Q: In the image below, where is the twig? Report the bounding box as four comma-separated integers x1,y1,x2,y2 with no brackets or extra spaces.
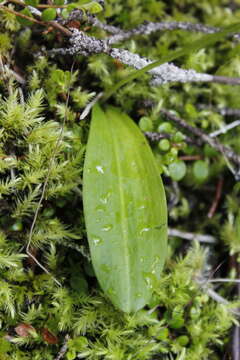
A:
0,4,43,24
178,155,202,161
160,109,240,172
145,132,170,141
145,131,198,145
54,335,70,360
232,260,240,360
50,29,240,87
0,4,72,37
207,178,224,218
1,65,26,84
58,9,122,35
208,278,240,283
168,228,217,244
197,276,240,316
218,108,240,117
206,288,240,316
58,12,235,44
198,104,240,117
8,0,66,8
49,21,72,37
107,21,222,44
79,91,103,120
233,325,240,360
210,120,240,138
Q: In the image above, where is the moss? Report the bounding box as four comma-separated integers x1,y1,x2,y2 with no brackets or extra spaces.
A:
0,0,239,358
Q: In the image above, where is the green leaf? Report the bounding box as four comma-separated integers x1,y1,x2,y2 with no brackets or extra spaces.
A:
169,160,186,181
53,0,65,5
158,139,170,152
61,8,70,19
103,22,240,101
67,1,103,13
193,160,209,182
25,0,39,6
139,116,153,131
0,338,12,353
83,105,168,313
17,8,34,26
42,8,57,21
81,1,103,14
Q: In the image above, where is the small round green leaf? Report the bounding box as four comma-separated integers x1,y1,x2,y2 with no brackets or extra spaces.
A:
11,221,23,231
177,335,189,346
169,316,185,329
82,1,103,14
173,131,185,143
61,8,70,19
193,160,209,182
158,139,170,152
17,8,34,26
157,122,172,133
139,116,153,132
168,160,186,181
42,8,57,21
156,327,169,340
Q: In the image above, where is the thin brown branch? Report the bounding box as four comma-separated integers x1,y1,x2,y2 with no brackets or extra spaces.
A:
207,178,224,218
7,0,66,8
49,21,72,36
0,4,72,37
0,4,43,24
179,155,203,161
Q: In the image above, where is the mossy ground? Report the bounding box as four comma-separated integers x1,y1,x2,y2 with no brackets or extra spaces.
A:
0,0,240,359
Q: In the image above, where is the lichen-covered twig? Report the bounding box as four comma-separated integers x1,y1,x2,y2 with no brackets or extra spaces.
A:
107,21,220,44
145,131,199,146
58,10,233,45
50,29,240,87
198,105,240,117
161,109,240,172
59,9,121,35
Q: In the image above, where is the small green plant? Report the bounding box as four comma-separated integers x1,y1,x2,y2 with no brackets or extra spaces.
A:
83,105,167,312
1,0,240,358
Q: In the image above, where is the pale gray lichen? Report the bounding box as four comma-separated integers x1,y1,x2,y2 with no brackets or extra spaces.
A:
50,29,214,85
107,21,218,44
